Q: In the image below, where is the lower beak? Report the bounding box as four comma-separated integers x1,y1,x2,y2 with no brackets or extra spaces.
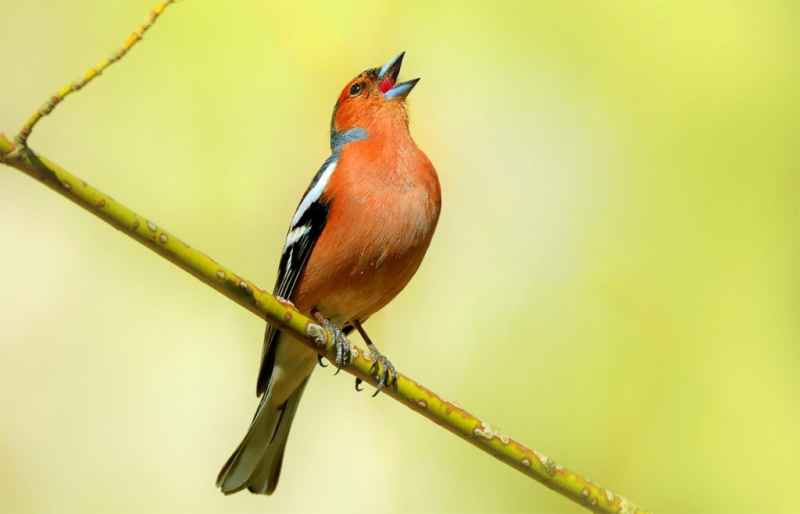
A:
385,78,420,99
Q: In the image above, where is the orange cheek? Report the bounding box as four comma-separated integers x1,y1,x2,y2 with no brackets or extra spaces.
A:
333,103,354,132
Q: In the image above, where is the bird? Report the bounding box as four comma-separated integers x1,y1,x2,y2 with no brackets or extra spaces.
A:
216,52,441,496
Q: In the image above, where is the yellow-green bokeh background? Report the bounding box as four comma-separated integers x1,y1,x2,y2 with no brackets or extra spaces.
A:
1,1,797,513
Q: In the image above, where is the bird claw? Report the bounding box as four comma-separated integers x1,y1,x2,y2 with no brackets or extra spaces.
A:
315,315,351,373
368,346,397,397
317,354,328,368
332,326,352,374
355,378,363,392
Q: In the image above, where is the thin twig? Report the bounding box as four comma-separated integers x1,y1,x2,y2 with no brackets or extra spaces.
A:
16,0,176,146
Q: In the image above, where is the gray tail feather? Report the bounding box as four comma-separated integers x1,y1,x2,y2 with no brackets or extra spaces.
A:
217,377,310,495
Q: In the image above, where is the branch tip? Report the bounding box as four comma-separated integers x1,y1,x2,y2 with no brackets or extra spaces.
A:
15,0,177,146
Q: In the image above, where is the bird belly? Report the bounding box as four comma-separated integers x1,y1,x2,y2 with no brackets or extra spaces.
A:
314,246,427,321
292,189,437,324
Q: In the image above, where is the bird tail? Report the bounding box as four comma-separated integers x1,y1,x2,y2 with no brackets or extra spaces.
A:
216,377,310,495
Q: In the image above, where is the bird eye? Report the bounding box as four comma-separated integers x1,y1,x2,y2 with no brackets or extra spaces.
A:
349,83,363,96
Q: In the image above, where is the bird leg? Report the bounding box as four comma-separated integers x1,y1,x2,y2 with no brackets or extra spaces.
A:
312,310,351,374
353,320,397,397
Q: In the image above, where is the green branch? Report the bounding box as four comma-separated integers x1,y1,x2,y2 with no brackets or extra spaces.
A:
0,2,648,513
0,135,645,513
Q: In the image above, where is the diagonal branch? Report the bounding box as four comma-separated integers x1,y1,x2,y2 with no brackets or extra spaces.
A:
0,1,648,512
0,134,646,514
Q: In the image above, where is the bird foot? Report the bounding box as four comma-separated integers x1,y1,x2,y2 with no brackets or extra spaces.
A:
313,312,351,374
367,345,397,397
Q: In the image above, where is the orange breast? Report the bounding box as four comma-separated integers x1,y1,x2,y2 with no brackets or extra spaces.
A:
291,136,441,324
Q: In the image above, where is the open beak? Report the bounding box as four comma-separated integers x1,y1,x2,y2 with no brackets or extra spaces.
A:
378,51,420,100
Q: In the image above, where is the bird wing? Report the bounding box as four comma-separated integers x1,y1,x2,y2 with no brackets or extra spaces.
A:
256,156,338,396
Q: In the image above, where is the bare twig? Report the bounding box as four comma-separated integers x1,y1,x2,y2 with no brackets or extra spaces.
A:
16,0,176,146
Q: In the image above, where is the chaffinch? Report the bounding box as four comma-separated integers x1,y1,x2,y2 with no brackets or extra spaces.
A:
217,52,441,495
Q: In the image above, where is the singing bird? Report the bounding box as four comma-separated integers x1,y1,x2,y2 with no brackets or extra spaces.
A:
217,52,441,495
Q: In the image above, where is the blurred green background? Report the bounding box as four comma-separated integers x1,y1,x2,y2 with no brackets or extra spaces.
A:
1,1,797,513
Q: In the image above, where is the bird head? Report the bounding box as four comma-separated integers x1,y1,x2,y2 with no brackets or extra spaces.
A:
330,52,420,145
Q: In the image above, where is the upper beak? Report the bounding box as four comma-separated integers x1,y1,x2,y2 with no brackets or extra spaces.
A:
378,51,419,100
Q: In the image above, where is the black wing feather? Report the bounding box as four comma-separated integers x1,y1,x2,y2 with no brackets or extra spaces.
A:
256,158,335,396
